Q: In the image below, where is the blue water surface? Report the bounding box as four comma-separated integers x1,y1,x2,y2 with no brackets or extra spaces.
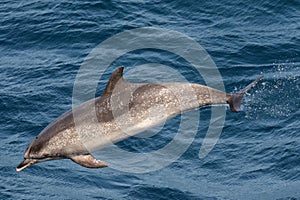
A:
1,0,299,199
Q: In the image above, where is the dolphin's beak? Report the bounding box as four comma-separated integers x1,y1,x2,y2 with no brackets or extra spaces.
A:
16,159,39,172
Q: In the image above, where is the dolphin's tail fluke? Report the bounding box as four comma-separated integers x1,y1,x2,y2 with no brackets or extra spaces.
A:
227,76,263,112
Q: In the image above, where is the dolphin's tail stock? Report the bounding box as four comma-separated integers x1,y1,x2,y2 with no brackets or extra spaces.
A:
227,76,263,112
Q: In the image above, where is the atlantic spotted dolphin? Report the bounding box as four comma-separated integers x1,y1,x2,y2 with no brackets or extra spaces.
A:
16,67,262,171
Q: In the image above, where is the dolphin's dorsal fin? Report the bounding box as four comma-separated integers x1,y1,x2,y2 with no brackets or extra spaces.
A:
102,66,126,96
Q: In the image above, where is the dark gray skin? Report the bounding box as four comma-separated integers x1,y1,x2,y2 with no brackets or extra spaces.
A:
17,67,262,171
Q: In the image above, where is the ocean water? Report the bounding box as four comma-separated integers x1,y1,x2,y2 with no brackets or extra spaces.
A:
1,0,300,199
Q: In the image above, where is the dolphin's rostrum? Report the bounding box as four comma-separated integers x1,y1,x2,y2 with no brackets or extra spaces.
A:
17,67,262,171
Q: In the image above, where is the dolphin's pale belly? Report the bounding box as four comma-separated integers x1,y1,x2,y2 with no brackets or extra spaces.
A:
36,81,229,157
70,82,228,153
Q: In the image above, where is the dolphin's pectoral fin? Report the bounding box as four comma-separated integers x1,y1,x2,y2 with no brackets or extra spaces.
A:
69,154,108,168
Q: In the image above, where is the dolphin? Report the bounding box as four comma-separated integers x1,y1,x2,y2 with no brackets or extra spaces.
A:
16,67,262,171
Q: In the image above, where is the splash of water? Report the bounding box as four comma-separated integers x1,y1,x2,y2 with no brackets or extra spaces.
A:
243,63,299,119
